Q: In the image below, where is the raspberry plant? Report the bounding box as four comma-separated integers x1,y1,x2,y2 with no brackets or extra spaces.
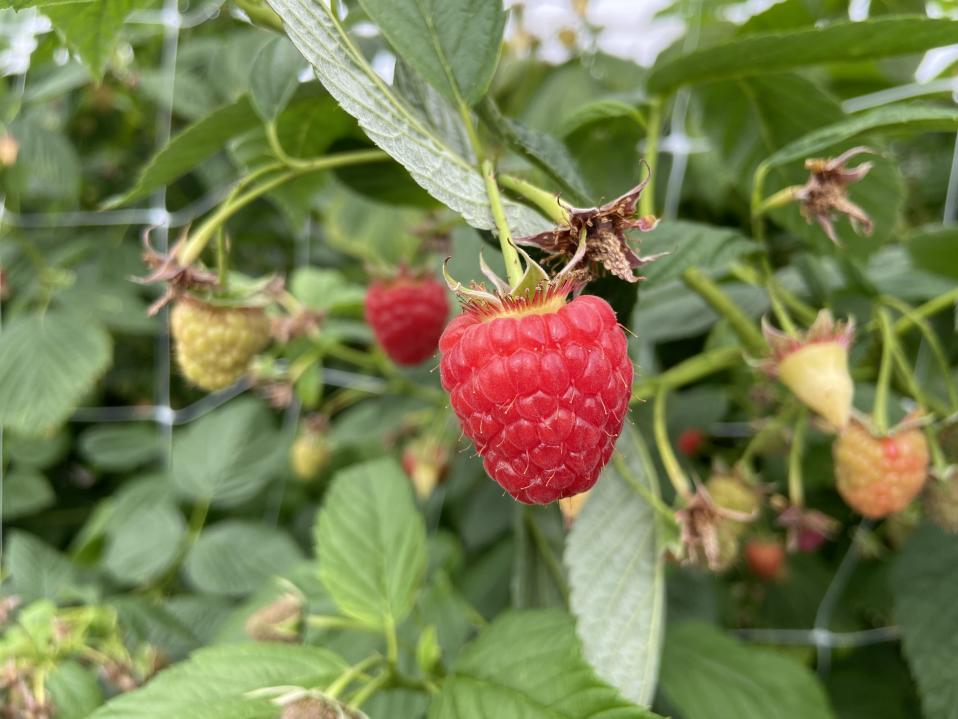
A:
1,2,958,719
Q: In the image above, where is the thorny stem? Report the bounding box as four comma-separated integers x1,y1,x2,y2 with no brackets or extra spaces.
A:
498,173,570,225
176,150,388,266
640,97,662,217
653,387,691,500
682,267,767,356
481,159,523,287
873,308,895,435
881,295,958,411
788,407,808,508
631,346,741,402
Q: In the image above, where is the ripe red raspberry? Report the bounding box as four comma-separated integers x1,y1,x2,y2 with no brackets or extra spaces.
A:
834,420,929,519
677,427,706,457
745,537,785,580
170,297,271,391
364,272,449,366
439,291,632,504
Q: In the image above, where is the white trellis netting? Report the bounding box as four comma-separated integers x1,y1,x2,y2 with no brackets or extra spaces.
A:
0,0,953,679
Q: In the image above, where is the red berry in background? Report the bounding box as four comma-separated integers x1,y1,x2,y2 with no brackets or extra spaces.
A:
745,538,786,580
833,419,929,519
677,427,706,457
796,527,828,553
439,289,633,504
364,271,449,366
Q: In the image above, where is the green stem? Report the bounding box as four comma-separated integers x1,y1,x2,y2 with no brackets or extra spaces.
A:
498,173,570,225
729,262,817,325
326,656,381,700
682,268,767,355
306,615,379,633
881,295,958,411
889,339,950,420
176,150,387,266
348,671,391,710
653,387,691,500
761,258,797,335
215,229,229,290
873,308,895,435
751,162,770,243
787,407,808,507
640,97,662,217
631,346,741,402
481,159,523,287
384,614,399,667
892,287,958,335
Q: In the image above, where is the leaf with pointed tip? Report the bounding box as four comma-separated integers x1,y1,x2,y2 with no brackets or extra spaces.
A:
266,0,549,236
355,0,505,107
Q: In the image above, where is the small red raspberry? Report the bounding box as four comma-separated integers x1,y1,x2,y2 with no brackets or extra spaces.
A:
364,272,449,366
170,297,271,391
833,420,929,518
744,537,785,580
439,290,632,504
677,428,706,457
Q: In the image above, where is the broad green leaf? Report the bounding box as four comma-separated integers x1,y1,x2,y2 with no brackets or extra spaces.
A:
289,266,366,314
393,59,473,160
249,35,305,120
639,220,757,289
47,661,104,719
906,225,958,280
0,311,112,436
103,502,186,586
2,468,55,519
44,0,147,79
4,430,69,468
892,523,958,719
633,281,770,344
110,96,261,205
513,505,567,609
565,424,665,707
7,117,80,204
79,424,161,471
430,609,661,719
659,621,835,719
316,457,427,627
171,398,285,508
109,596,203,659
267,0,549,236
4,531,95,603
184,521,303,597
648,16,958,93
89,643,347,719
319,188,425,265
764,104,958,169
356,0,504,106
558,98,646,138
480,99,592,204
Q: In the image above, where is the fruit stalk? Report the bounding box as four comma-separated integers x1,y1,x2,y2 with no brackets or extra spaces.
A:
873,308,895,435
498,173,571,225
682,267,767,355
788,407,808,507
481,159,523,287
631,346,741,401
640,97,662,217
653,387,691,500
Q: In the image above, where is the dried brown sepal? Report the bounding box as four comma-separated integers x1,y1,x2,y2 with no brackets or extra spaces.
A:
515,174,662,283
675,482,757,572
245,593,303,643
795,146,875,245
775,503,839,553
134,229,218,315
272,308,325,343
